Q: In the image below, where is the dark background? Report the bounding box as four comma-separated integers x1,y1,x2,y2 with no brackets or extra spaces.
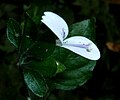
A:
0,0,120,100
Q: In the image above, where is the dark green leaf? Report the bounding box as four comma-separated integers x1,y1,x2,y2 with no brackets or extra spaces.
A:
52,47,70,64
23,69,48,97
54,61,96,90
27,27,56,59
52,46,96,90
69,18,96,42
7,18,21,48
64,53,90,70
24,57,57,77
28,41,55,59
52,47,91,70
18,36,34,58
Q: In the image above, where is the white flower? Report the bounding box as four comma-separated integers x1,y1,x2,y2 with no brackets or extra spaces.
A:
41,11,100,60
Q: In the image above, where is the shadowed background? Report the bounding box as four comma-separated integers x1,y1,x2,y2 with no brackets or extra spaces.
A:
0,0,120,100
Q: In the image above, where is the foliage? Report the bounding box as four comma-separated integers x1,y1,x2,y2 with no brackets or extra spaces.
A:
1,0,120,100
6,4,97,99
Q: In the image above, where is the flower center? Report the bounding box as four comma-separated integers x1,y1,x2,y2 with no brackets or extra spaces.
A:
62,28,65,38
56,39,62,46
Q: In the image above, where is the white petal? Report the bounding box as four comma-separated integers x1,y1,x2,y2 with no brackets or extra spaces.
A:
61,36,100,60
41,11,69,43
41,16,63,42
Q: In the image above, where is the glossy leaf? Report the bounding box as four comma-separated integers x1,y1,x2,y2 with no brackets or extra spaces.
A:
7,18,21,48
69,18,96,42
24,57,57,77
54,60,96,90
51,45,97,90
23,69,48,97
52,47,91,70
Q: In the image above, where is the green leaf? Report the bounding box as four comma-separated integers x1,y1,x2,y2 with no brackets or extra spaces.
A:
52,47,91,70
27,26,56,59
64,53,90,70
7,18,21,48
52,47,96,90
69,18,96,42
54,61,96,90
18,36,34,58
24,57,57,77
23,69,48,97
52,47,70,64
28,41,55,59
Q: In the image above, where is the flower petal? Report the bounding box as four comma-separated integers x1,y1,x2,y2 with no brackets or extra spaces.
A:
41,11,69,43
61,36,100,60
